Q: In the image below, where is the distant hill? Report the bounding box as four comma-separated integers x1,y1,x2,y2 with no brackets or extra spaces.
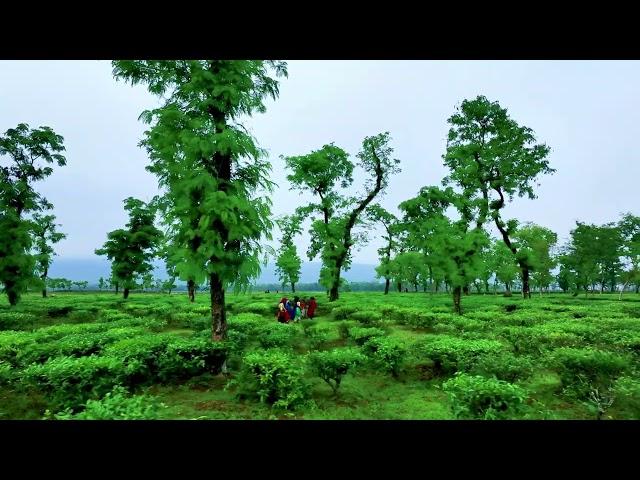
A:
48,257,380,285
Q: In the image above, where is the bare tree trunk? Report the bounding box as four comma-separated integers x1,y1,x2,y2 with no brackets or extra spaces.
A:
187,279,195,303
291,282,296,293
453,286,462,315
210,273,226,341
384,277,390,295
619,282,628,300
123,288,130,299
521,269,531,299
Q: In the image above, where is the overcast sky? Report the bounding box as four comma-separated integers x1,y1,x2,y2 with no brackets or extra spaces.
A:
1,60,638,265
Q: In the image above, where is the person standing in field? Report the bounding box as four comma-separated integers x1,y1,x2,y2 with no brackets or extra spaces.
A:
300,298,307,318
285,298,296,322
277,297,290,323
307,297,317,319
295,299,302,322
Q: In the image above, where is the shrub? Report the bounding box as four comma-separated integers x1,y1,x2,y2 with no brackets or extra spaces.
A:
51,386,166,420
337,320,359,340
350,310,383,326
414,336,505,375
546,347,631,398
347,326,385,346
233,350,309,410
612,377,640,417
22,355,126,411
255,323,297,349
14,327,147,366
0,361,13,386
442,373,528,419
103,335,171,386
156,338,228,381
307,348,365,395
227,313,266,336
363,337,408,377
332,306,359,320
472,351,535,382
0,312,37,330
304,324,335,350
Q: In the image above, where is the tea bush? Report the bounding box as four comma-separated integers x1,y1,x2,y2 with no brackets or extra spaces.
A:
22,355,127,411
472,351,535,382
307,347,365,395
363,337,408,377
233,349,309,410
347,326,385,346
415,336,505,375
546,347,631,398
442,373,528,419
52,386,166,420
255,323,298,349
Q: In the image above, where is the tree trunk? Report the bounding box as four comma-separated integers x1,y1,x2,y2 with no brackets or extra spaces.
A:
115,283,119,295
414,283,418,292
453,286,462,315
397,281,402,293
521,268,531,299
619,282,629,301
123,288,130,299
384,277,390,295
210,273,226,341
636,284,639,294
291,282,295,293
463,285,470,296
329,284,339,302
187,279,195,303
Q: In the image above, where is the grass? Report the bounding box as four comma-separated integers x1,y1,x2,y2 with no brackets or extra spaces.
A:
0,290,638,419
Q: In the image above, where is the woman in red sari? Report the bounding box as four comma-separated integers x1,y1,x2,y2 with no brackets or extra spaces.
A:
306,297,317,319
276,297,290,323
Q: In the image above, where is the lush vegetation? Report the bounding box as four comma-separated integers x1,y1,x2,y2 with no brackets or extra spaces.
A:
0,291,638,420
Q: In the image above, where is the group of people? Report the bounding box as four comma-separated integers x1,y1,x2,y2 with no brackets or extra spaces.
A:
276,296,317,323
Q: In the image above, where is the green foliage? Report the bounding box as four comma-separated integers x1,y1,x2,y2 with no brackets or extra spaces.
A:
363,336,408,377
442,373,528,419
612,377,640,417
284,133,400,300
472,351,535,382
95,197,162,296
255,322,297,349
347,326,385,346
0,123,67,305
546,347,631,398
415,336,505,375
307,347,365,394
30,213,66,294
234,349,309,410
22,355,126,411
52,386,166,420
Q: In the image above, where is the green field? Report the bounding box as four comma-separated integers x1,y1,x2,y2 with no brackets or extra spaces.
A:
1,291,639,420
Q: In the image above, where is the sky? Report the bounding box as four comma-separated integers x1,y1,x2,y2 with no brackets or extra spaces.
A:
1,60,639,266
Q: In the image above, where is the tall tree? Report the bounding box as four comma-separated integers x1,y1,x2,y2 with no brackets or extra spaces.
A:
366,204,400,294
491,239,519,295
274,215,302,292
618,213,640,296
561,223,602,296
31,213,66,298
442,96,554,299
95,197,162,299
400,186,488,314
286,133,400,301
0,123,66,305
513,223,558,295
114,60,287,341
